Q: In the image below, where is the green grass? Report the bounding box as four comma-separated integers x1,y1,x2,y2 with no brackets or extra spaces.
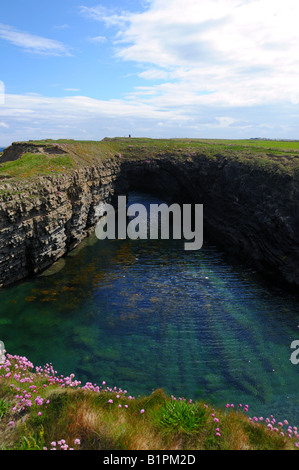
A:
154,400,208,435
0,152,75,178
1,137,299,182
0,354,298,451
0,398,9,420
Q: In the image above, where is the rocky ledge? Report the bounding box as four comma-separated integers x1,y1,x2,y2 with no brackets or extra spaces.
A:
0,139,298,290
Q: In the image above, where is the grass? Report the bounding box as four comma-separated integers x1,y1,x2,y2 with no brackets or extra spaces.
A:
0,353,298,451
0,152,75,178
0,398,9,420
1,138,299,182
154,400,208,434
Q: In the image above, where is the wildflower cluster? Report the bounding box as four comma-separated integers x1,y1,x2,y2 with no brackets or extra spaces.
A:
43,438,81,451
1,352,299,450
249,415,299,445
0,355,86,417
0,352,139,430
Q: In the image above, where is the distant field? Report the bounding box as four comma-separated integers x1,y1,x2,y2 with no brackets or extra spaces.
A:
1,138,299,180
24,137,299,149
199,139,299,151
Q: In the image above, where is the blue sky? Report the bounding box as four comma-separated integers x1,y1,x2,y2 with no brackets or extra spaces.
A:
0,0,299,146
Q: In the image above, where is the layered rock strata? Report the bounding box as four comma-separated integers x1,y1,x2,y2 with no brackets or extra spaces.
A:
0,144,298,289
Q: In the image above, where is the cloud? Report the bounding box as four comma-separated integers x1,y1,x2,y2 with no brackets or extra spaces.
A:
80,0,299,108
0,91,188,146
0,23,72,56
88,35,107,43
79,4,128,27
0,91,298,148
53,24,71,30
215,116,235,127
1,1,299,144
0,81,4,105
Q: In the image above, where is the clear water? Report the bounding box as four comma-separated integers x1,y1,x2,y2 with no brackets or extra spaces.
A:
0,192,298,424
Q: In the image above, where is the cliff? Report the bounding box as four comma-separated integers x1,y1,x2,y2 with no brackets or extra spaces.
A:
0,138,298,289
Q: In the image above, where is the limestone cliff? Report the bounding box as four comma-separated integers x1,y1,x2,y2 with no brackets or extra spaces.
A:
0,144,121,286
0,139,298,290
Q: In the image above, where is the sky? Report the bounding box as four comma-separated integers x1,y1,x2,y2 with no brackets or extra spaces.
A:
0,0,299,146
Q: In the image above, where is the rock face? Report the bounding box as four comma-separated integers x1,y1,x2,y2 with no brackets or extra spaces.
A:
0,157,121,287
0,144,298,290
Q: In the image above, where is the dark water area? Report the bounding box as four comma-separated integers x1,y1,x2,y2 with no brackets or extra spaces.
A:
0,192,298,425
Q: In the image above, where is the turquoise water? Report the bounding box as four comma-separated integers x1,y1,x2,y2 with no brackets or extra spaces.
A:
0,193,298,424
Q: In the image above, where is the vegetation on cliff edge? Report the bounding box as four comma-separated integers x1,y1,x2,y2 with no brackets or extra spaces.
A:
0,353,298,451
1,138,299,181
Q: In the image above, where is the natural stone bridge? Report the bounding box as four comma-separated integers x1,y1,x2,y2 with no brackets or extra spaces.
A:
0,139,298,290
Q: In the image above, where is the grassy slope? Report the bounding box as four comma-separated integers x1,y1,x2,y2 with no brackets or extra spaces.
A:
0,354,298,451
1,138,299,181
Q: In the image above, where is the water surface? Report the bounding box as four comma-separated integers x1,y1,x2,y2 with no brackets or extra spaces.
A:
0,193,298,424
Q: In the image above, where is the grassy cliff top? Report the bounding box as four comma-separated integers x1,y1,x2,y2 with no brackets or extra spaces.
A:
0,137,299,181
0,353,298,451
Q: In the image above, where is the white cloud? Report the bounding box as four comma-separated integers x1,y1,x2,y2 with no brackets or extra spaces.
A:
0,91,189,145
138,69,171,80
0,91,298,147
0,23,72,56
0,81,4,105
88,35,107,43
81,0,299,108
215,116,235,127
1,1,299,144
79,4,128,27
